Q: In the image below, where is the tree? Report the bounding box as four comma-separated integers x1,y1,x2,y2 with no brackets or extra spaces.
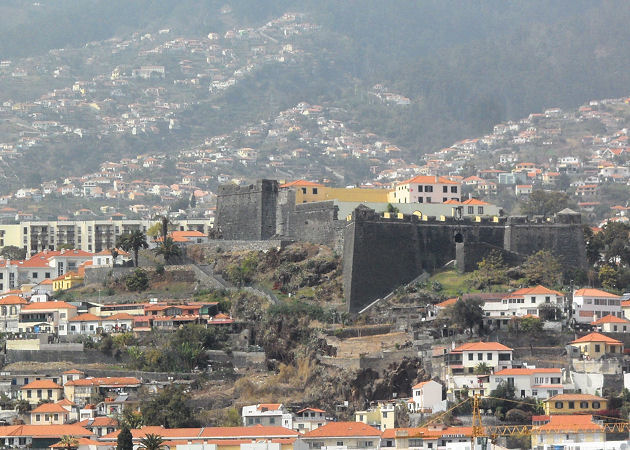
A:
125,268,149,292
521,250,562,286
474,362,491,374
154,237,181,265
117,230,148,267
520,316,543,333
139,433,164,450
15,399,30,414
471,250,507,289
0,245,26,260
116,425,133,450
58,435,79,450
598,265,618,291
386,203,399,214
222,407,241,427
146,222,162,239
110,248,119,267
520,190,572,217
450,298,484,335
141,385,198,428
119,405,143,429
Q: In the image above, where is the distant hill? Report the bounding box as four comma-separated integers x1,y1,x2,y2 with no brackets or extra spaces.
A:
2,1,630,184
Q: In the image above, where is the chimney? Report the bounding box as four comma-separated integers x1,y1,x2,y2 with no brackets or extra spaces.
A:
435,175,439,183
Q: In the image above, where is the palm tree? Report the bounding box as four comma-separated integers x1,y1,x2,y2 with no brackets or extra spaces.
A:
154,236,181,264
118,230,148,267
58,435,79,450
140,433,164,450
474,362,492,375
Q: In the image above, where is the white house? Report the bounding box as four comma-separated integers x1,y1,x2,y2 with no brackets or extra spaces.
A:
573,288,622,323
591,314,630,333
67,313,101,335
409,380,446,413
241,404,292,429
101,313,134,333
486,368,563,400
388,175,461,204
293,408,328,432
483,285,564,327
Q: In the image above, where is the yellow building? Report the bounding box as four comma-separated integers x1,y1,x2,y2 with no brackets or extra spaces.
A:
280,180,325,203
531,415,605,449
322,187,389,203
279,180,389,204
354,402,396,430
52,271,84,291
569,331,624,358
20,380,64,406
543,394,606,415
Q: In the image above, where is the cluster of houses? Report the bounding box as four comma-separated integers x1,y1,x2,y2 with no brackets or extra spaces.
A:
1,294,231,337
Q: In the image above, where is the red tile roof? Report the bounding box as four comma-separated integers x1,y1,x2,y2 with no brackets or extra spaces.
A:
451,342,512,352
574,288,620,298
303,422,381,438
591,314,630,325
0,295,27,305
571,332,623,345
21,301,76,311
0,424,92,437
533,415,603,432
21,380,63,390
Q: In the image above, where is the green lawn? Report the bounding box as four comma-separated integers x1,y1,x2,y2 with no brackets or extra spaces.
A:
429,269,512,298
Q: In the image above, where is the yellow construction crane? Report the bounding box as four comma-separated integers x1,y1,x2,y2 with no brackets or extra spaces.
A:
422,394,630,449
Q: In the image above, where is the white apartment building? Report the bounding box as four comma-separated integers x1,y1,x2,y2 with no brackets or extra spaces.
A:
242,404,292,429
486,368,564,400
483,285,564,328
0,219,212,255
573,288,622,323
293,408,328,433
388,175,461,204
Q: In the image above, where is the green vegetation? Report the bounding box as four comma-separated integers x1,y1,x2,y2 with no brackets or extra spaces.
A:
471,250,508,289
519,190,575,217
116,426,133,450
141,385,199,428
125,269,150,292
117,230,149,267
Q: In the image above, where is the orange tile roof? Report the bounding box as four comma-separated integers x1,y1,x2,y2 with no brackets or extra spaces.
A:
279,179,324,188
571,332,623,345
546,393,605,402
51,437,111,448
574,288,619,298
69,313,100,322
436,298,458,308
534,414,603,432
79,417,118,427
62,369,84,375
30,403,69,414
505,285,564,297
412,380,437,389
257,403,282,411
21,380,63,390
296,407,326,414
21,301,77,311
451,342,513,352
303,422,381,438
64,377,140,387
591,314,630,325
0,424,93,437
398,175,458,185
0,295,27,305
102,425,299,440
381,426,473,439
103,312,135,320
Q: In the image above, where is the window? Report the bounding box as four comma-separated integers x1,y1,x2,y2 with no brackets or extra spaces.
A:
37,389,42,398
336,442,344,447
301,188,306,194
614,325,618,331
545,296,551,303
580,401,588,408
417,185,423,192
468,353,473,361
592,401,600,409
425,186,433,192
426,197,431,203
443,186,448,193
382,411,388,418
47,389,52,397
269,418,275,424
26,390,31,398
32,272,38,279
409,439,423,447
478,353,483,360
468,206,474,214
531,297,536,303
594,344,601,353
35,414,40,422
478,207,484,214
555,402,563,409
532,390,537,396
568,401,575,409
45,272,50,278
418,197,423,203
443,197,447,202
451,186,458,193
487,353,492,360
312,188,318,194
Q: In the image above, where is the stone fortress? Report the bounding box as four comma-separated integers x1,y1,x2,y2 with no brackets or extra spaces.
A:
215,180,587,313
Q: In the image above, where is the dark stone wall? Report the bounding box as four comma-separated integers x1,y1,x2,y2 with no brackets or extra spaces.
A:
343,207,587,314
287,201,339,246
215,180,278,240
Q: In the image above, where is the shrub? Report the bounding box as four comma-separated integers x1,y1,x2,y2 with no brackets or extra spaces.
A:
125,269,149,292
